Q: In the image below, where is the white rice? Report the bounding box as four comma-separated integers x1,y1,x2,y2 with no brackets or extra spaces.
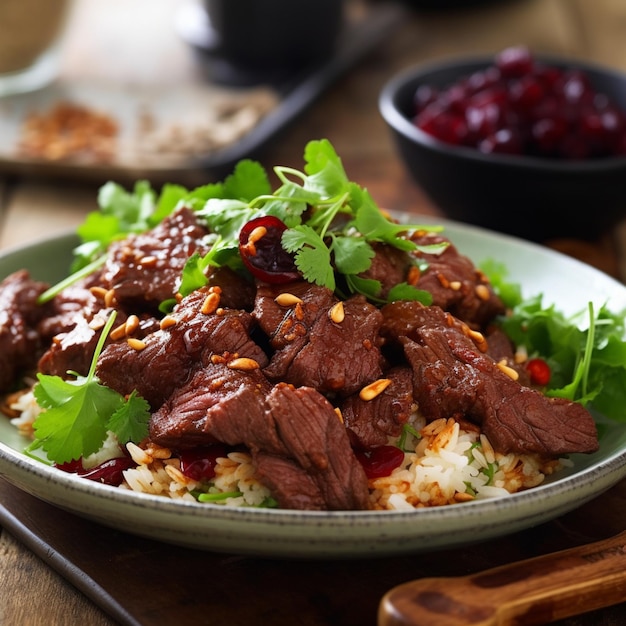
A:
8,391,567,510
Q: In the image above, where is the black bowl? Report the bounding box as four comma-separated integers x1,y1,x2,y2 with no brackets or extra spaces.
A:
379,54,626,242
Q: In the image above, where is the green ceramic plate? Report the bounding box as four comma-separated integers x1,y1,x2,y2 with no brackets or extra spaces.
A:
1,220,625,558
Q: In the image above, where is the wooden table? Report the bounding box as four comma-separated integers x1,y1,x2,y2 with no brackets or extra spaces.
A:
1,1,626,624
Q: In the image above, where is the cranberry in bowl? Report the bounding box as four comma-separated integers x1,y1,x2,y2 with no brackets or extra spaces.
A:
379,47,626,243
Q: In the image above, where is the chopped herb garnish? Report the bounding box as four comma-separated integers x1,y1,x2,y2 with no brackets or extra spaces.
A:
27,312,150,464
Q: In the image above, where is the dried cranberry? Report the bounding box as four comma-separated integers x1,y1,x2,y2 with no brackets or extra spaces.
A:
411,45,626,160
55,455,135,487
526,357,551,386
179,445,229,482
355,445,405,479
479,128,523,155
80,457,136,486
495,45,534,79
239,215,300,284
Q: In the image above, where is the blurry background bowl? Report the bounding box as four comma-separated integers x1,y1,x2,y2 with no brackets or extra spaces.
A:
379,53,626,243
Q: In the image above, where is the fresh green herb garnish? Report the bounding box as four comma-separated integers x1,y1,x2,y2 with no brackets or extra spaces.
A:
397,422,422,451
192,139,444,302
483,261,626,420
197,491,243,502
27,312,151,464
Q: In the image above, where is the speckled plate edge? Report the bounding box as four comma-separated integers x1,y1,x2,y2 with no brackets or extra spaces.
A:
1,218,626,558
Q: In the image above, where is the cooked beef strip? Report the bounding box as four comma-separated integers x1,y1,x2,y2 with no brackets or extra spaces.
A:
96,287,268,409
381,300,531,387
150,360,274,448
99,206,210,312
358,243,411,299
264,383,370,510
254,453,327,510
207,266,256,311
341,366,415,449
410,232,505,329
253,281,336,352
36,285,96,341
38,306,120,378
255,283,385,397
150,361,370,510
484,326,531,386
398,312,598,456
0,270,52,392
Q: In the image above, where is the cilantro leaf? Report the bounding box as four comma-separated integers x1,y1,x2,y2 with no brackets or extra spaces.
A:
28,312,151,464
387,283,433,305
33,373,124,464
282,225,335,290
107,390,150,444
331,235,374,275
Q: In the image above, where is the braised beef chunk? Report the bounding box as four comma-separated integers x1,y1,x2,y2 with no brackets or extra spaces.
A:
207,266,256,311
97,287,268,409
253,281,336,351
150,361,273,448
341,366,414,449
400,320,598,456
151,366,369,510
254,453,326,510
99,206,210,311
358,243,412,299
39,306,120,378
0,270,52,392
410,232,505,329
265,384,369,510
484,326,531,386
36,285,97,341
255,283,385,397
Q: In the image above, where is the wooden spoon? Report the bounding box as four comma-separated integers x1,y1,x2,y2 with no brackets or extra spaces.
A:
378,530,626,625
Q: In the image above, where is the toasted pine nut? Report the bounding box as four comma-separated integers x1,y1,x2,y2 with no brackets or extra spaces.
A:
201,292,220,315
329,301,345,323
127,338,147,351
497,359,519,381
407,265,420,286
514,345,528,364
449,280,462,291
88,317,106,331
437,273,450,288
468,329,487,352
334,407,344,423
275,293,303,306
146,444,172,460
475,284,491,301
248,225,267,244
89,286,108,300
139,255,157,267
359,378,392,401
125,314,140,335
160,315,177,330
110,322,128,341
227,357,260,371
104,288,117,307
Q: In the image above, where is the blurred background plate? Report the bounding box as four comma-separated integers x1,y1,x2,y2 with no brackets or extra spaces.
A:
0,0,406,187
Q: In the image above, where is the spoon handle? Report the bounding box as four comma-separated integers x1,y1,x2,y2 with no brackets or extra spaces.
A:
378,530,626,626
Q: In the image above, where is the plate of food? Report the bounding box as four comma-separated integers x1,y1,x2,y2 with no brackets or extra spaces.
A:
1,139,626,558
